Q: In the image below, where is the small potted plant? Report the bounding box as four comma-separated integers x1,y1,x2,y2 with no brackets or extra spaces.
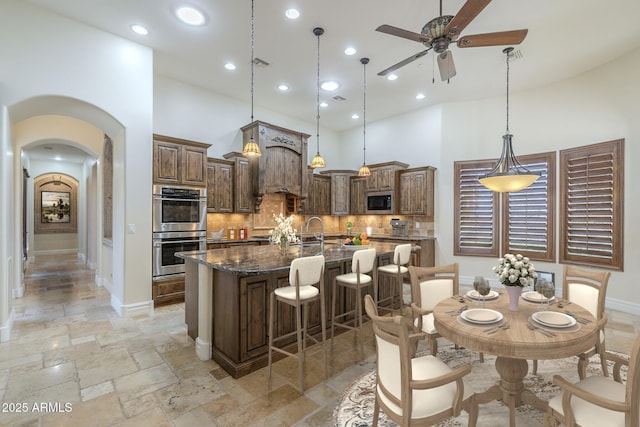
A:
345,221,353,236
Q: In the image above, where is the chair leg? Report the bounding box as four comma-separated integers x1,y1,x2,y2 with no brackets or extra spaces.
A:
532,359,538,375
320,290,327,380
466,395,479,427
356,285,364,355
331,278,337,355
599,342,609,377
429,335,438,356
577,355,587,380
296,302,304,392
479,352,484,363
372,396,380,427
268,292,275,385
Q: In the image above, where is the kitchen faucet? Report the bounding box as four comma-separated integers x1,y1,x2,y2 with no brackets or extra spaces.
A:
305,216,324,252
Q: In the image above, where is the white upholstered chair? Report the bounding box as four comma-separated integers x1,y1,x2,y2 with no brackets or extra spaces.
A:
268,254,326,392
544,332,640,427
364,294,479,427
331,247,377,355
376,243,412,315
533,265,611,379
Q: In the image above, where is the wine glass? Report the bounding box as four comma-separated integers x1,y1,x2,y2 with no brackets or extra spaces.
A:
538,279,555,310
477,279,491,308
473,276,484,306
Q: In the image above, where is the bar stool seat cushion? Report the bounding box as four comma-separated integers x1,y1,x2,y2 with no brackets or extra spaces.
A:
274,285,319,300
377,264,409,275
335,272,373,286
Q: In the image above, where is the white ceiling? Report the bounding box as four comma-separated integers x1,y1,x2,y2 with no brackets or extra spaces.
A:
23,0,640,136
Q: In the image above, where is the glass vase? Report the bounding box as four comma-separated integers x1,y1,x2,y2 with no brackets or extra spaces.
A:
279,237,288,256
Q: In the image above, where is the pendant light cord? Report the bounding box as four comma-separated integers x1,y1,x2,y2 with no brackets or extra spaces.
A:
505,48,510,134
250,0,255,122
316,30,321,155
362,58,368,165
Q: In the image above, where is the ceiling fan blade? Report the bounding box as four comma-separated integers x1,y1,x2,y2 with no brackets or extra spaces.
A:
457,29,528,48
445,0,492,38
377,49,431,76
437,50,456,81
376,24,429,43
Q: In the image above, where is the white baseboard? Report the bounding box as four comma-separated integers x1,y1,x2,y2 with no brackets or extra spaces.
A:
0,308,15,342
110,294,154,317
33,249,78,256
12,285,24,298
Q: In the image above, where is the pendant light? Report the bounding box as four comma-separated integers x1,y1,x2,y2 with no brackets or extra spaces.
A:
310,27,326,169
478,47,539,192
242,0,261,157
358,57,371,177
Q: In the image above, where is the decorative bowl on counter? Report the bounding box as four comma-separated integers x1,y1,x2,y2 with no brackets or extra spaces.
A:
210,229,224,240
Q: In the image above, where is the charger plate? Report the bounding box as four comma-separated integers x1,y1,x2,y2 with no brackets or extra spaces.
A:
522,291,555,303
532,311,576,328
461,308,503,324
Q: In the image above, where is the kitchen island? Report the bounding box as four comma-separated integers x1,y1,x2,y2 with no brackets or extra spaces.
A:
176,242,400,378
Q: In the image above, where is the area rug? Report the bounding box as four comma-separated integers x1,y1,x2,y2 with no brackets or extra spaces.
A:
334,345,627,427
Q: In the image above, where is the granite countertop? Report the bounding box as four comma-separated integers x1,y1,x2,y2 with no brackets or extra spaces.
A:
206,234,435,245
176,241,399,275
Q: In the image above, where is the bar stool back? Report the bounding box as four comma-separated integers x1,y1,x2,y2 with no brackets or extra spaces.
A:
268,254,326,392
331,248,377,355
376,243,412,315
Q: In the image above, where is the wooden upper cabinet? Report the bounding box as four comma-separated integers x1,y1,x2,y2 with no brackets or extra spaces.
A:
350,176,367,215
306,170,331,215
224,152,254,213
153,134,210,187
240,121,309,199
366,162,408,192
324,170,355,216
207,158,234,213
399,166,436,216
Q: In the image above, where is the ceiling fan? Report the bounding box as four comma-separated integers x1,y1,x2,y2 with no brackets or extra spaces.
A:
376,0,528,81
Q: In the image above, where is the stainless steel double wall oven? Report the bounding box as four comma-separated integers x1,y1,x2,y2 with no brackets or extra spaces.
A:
152,185,207,277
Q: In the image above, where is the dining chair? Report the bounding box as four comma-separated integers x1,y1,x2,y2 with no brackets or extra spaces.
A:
268,254,326,392
331,247,377,355
532,265,611,379
364,294,479,427
544,332,640,427
409,263,460,357
376,243,412,315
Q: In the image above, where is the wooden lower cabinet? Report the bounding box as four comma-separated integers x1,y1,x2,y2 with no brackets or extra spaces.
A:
152,275,185,306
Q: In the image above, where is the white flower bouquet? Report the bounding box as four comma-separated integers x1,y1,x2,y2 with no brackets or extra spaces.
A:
493,253,537,287
269,214,298,252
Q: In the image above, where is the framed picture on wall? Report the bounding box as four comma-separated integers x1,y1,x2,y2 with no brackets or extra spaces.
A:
41,191,71,223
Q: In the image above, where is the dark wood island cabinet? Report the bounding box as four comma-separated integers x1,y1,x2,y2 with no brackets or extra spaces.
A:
177,242,402,378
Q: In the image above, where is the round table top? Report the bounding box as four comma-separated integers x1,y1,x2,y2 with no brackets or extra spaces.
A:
433,291,599,360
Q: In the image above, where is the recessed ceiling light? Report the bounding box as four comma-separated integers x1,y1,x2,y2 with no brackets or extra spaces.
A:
277,84,289,91
285,8,300,19
320,102,328,108
224,62,236,70
416,93,426,100
130,24,148,35
320,81,339,91
387,74,398,81
174,5,207,26
344,47,356,56
352,114,359,119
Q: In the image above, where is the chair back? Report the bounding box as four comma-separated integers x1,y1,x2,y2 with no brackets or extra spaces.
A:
627,334,640,412
364,294,410,411
562,265,610,320
351,248,377,274
409,264,459,311
289,255,325,288
393,244,412,266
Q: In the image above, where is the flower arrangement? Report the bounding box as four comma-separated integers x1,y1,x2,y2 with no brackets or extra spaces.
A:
493,253,537,287
269,213,297,254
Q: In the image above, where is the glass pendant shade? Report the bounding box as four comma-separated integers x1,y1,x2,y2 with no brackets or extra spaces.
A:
310,153,326,168
479,47,539,192
242,0,261,157
479,134,540,192
358,164,371,177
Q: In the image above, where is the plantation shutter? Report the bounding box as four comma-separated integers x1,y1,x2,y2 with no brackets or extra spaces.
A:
454,160,499,257
560,139,624,270
503,152,556,262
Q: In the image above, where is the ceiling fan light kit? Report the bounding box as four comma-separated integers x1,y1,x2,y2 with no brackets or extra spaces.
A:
479,47,540,193
242,0,261,157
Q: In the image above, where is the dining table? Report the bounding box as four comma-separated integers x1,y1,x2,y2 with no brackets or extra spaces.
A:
433,289,602,427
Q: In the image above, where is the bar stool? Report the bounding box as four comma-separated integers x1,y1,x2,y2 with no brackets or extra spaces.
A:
376,243,412,315
331,248,377,355
268,254,326,392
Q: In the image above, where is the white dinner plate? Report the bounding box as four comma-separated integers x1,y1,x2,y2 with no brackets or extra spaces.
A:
466,290,499,300
461,308,503,324
522,291,556,303
531,311,576,328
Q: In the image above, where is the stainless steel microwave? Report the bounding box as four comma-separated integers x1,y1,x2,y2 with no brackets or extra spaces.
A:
366,191,394,214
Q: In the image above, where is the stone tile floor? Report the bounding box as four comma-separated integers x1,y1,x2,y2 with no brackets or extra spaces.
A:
0,254,637,426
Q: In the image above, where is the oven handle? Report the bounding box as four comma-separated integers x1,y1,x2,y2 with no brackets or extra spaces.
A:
153,195,206,202
153,239,205,247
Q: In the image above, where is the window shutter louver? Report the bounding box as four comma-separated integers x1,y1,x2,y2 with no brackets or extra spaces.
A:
454,160,499,257
560,140,624,270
